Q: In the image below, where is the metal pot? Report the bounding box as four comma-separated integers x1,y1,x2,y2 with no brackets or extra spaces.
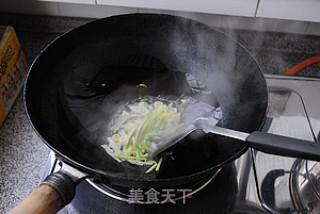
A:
291,160,320,213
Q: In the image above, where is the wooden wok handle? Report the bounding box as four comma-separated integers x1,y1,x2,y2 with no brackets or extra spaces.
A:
8,171,76,214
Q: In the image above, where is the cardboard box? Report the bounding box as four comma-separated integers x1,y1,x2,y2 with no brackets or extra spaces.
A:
0,26,29,126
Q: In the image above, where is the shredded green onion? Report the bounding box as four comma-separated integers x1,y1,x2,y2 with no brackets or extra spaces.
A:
156,157,163,172
102,99,184,171
145,163,158,174
138,83,147,87
114,152,135,160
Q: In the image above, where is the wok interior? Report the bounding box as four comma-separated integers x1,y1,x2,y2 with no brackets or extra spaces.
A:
25,14,268,183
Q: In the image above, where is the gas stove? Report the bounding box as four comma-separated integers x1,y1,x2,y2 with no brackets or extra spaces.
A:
42,74,320,214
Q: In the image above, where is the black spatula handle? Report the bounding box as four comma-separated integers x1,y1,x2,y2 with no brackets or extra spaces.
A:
246,132,320,161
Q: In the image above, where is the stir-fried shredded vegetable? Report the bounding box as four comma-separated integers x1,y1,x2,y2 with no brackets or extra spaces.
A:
103,99,183,169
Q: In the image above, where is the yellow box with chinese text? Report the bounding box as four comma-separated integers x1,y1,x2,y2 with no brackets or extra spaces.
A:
0,26,29,126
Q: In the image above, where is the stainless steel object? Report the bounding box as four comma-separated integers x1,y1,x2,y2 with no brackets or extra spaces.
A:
150,117,320,162
290,160,320,213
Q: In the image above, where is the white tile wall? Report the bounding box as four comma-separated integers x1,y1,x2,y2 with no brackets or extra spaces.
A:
130,8,313,36
1,0,320,36
257,0,320,23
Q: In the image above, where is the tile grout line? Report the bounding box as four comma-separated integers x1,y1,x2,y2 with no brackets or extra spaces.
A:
254,0,261,18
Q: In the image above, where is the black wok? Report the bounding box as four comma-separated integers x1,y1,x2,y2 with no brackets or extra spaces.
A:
10,14,269,213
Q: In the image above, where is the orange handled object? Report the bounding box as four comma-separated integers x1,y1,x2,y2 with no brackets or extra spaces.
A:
7,172,76,214
285,56,320,75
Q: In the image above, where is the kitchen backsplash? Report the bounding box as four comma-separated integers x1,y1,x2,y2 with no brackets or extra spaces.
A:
0,0,320,36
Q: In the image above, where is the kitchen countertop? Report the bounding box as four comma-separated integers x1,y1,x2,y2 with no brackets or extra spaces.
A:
0,13,319,213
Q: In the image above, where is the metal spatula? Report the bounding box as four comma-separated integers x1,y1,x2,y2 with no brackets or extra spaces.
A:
149,117,320,161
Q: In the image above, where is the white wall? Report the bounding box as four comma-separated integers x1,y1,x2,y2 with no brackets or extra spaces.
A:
1,0,320,35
